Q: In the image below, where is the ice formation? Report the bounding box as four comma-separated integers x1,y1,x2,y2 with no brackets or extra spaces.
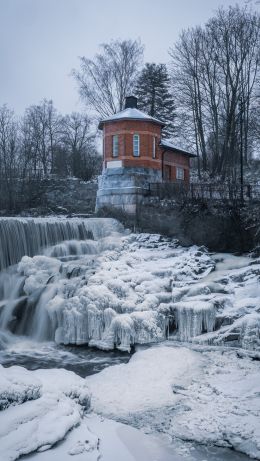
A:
175,300,215,341
0,217,259,352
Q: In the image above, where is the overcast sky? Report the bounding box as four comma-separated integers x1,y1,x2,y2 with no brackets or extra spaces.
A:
0,0,259,115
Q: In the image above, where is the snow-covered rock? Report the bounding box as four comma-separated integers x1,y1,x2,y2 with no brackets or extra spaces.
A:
0,366,91,461
0,365,41,410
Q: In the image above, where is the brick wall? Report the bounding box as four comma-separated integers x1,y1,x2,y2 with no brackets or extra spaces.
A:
102,120,190,183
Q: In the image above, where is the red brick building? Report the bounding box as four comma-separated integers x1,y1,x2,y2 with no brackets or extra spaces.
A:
96,96,195,213
99,96,195,183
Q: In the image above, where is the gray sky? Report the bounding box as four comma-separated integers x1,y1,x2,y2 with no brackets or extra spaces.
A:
0,0,259,115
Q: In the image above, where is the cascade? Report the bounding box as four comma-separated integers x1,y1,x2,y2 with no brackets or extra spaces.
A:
0,217,125,348
0,217,122,270
0,217,221,351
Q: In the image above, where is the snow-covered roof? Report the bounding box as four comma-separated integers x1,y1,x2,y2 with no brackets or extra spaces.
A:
160,140,196,158
98,108,165,130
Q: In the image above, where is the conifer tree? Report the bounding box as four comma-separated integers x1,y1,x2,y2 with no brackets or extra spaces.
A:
135,63,175,139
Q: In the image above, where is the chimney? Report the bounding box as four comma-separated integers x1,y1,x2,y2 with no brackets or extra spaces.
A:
125,96,138,109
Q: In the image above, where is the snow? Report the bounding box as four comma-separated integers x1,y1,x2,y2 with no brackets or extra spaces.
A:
87,346,204,416
0,363,186,461
99,107,164,126
87,344,260,459
22,414,179,461
167,346,260,459
1,345,259,460
160,139,194,156
0,366,91,461
0,365,41,410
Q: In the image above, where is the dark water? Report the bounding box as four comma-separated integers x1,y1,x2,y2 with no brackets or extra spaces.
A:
0,336,131,377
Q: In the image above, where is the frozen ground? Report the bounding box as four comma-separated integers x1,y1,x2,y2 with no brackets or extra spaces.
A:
0,345,258,461
0,365,91,461
87,344,260,459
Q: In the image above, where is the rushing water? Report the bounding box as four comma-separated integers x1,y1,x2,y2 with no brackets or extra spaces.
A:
0,217,123,270
0,337,130,377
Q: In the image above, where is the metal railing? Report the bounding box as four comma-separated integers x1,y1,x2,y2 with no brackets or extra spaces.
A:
147,181,260,202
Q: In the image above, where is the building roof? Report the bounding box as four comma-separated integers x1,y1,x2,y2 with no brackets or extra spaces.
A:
98,108,165,130
160,140,196,158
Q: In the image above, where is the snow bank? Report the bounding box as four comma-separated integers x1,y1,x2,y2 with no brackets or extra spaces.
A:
19,414,179,461
168,348,260,459
87,346,204,417
0,366,91,461
87,344,260,459
0,365,41,410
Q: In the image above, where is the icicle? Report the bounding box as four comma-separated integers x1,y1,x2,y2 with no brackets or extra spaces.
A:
110,315,135,352
175,301,216,341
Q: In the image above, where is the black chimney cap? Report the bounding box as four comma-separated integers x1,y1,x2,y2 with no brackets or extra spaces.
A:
125,96,138,109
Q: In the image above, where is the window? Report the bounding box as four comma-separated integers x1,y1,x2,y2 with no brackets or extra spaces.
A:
133,134,140,157
176,167,185,180
152,137,156,159
112,135,119,157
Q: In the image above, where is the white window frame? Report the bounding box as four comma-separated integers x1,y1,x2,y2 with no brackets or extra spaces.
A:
176,167,185,180
152,136,156,159
112,135,119,157
133,134,140,157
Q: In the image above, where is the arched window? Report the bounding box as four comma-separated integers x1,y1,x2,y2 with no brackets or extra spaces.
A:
133,134,140,157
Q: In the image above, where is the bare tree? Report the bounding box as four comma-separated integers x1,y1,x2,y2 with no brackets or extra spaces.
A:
61,112,101,180
170,5,260,179
73,39,144,118
0,105,19,209
22,100,61,175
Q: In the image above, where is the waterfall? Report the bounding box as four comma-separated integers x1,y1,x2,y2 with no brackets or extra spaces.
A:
0,217,123,270
0,270,26,331
0,218,220,351
0,216,126,347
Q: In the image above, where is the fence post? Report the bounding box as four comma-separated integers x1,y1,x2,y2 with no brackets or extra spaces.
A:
247,184,251,200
